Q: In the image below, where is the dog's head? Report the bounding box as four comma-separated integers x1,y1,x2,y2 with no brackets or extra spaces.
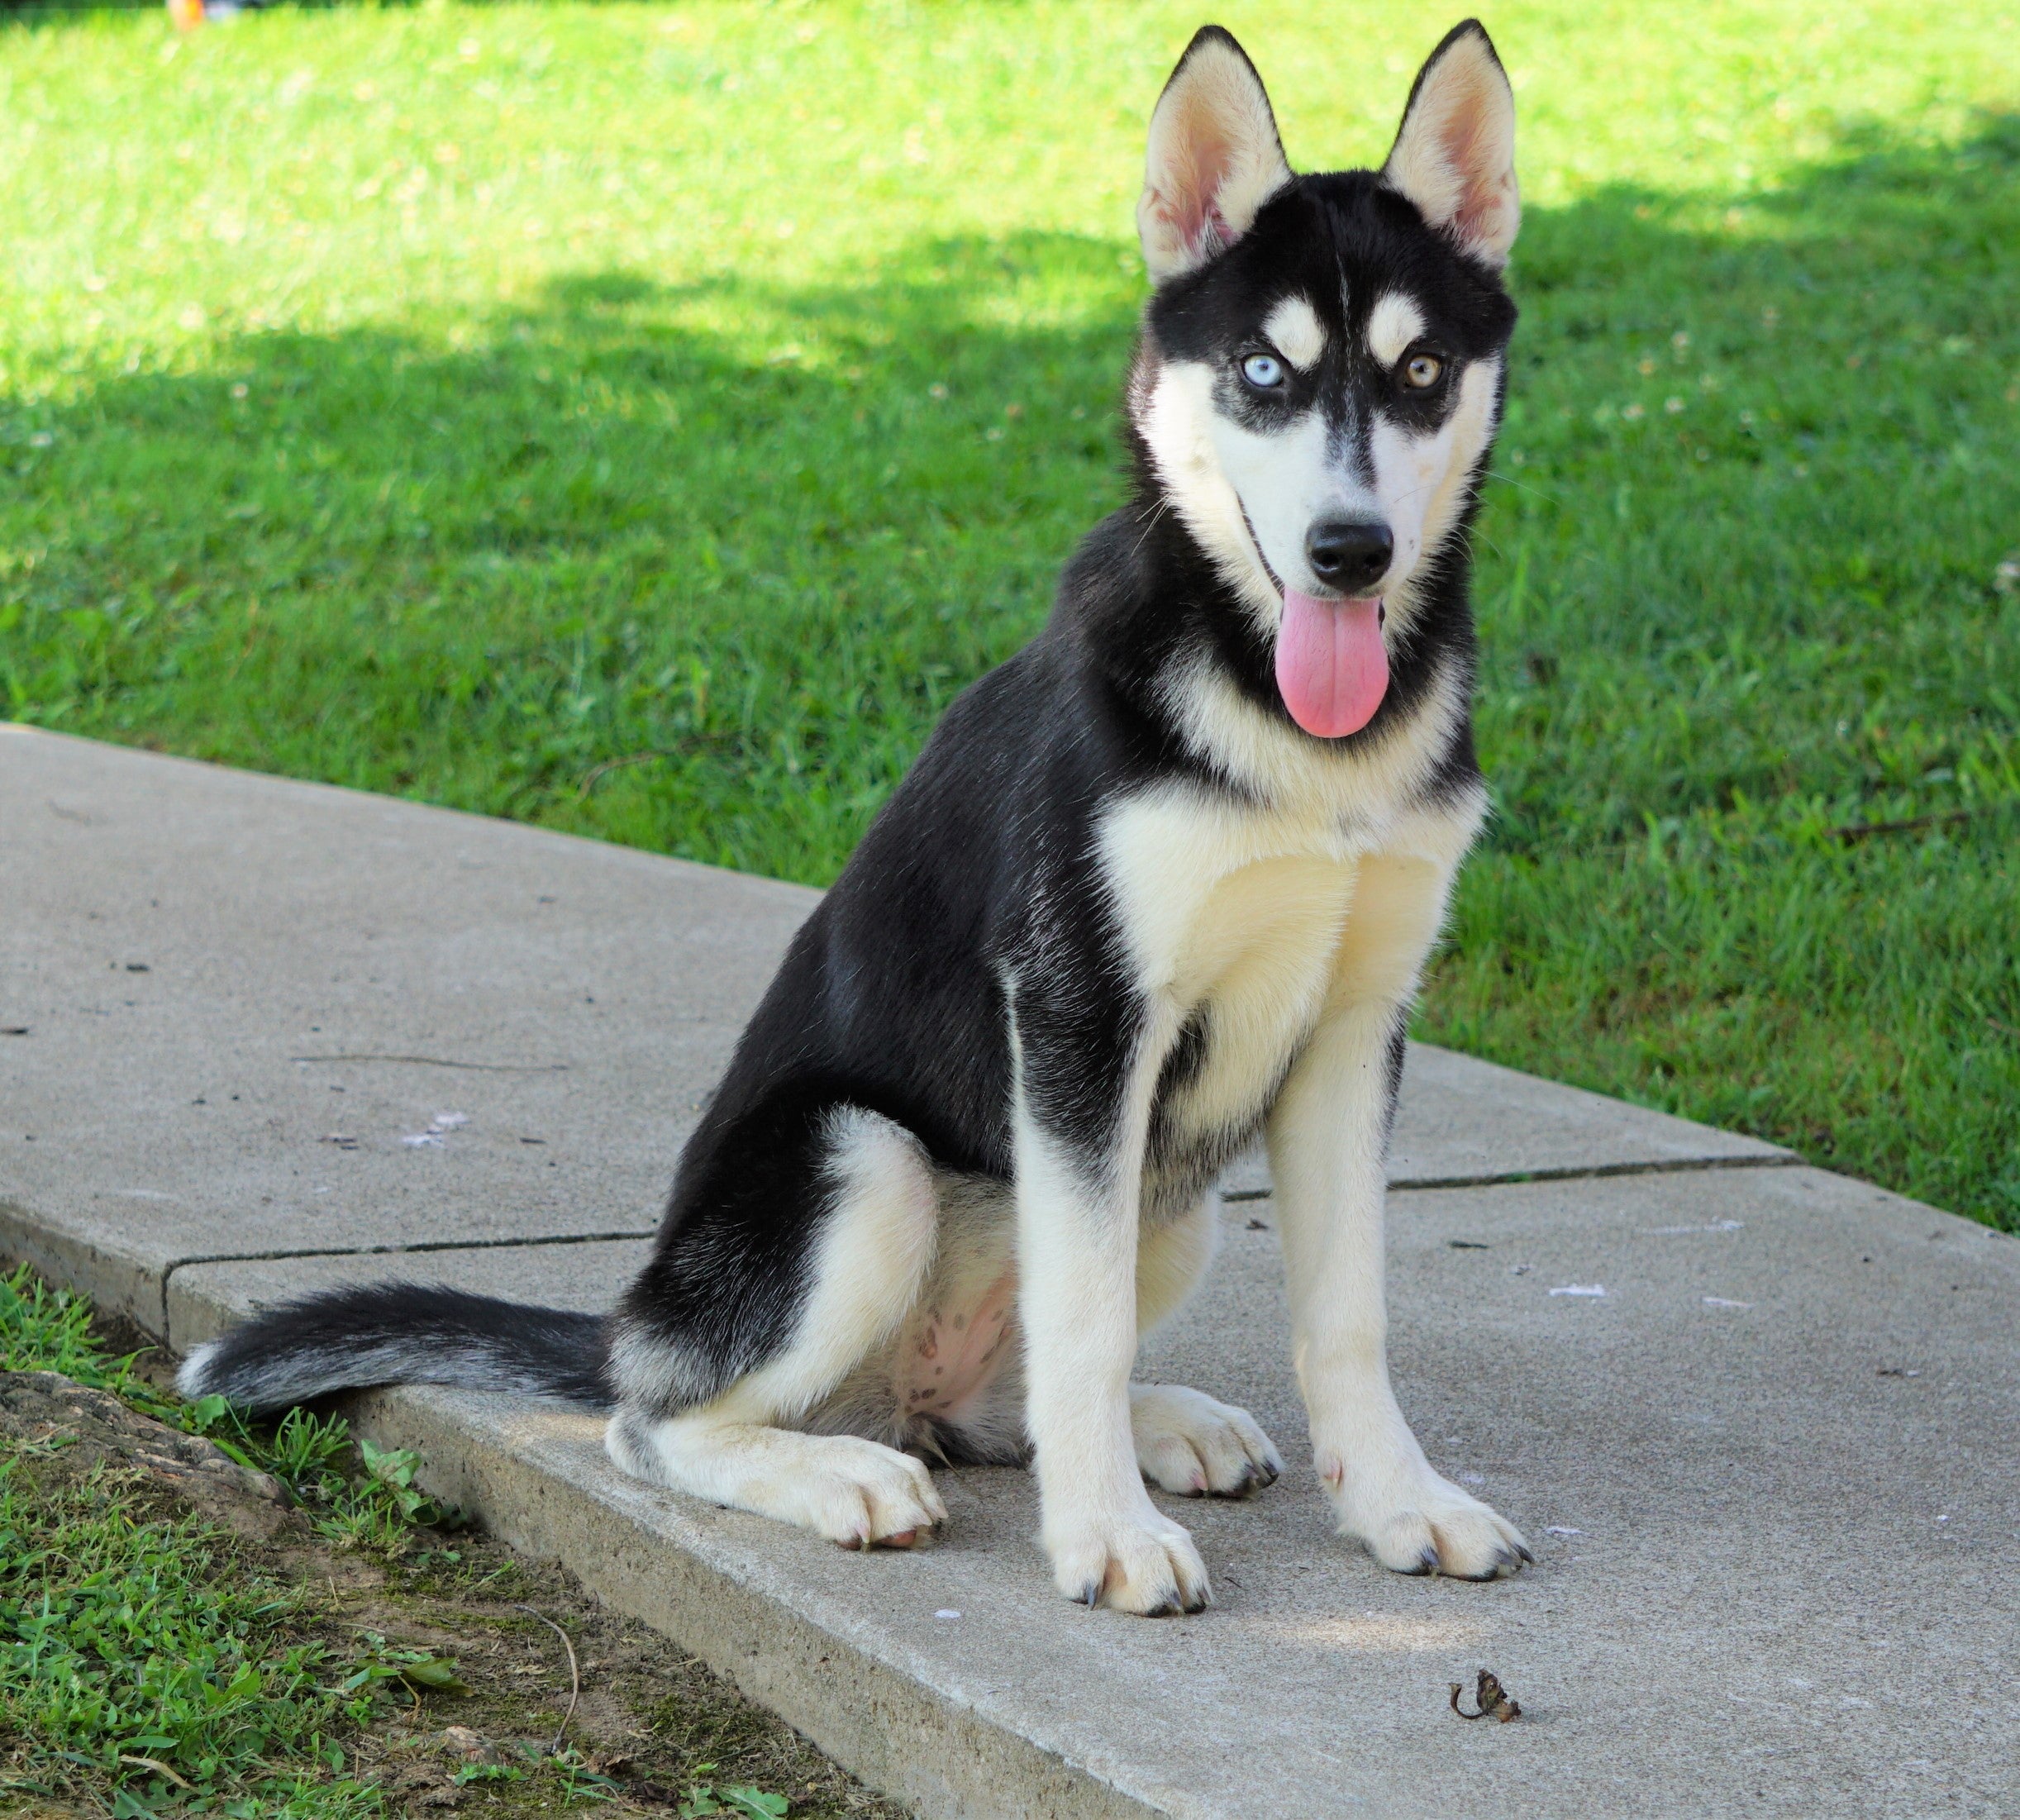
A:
1131,21,1519,739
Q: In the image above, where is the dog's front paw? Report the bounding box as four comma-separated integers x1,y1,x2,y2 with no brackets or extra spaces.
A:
1321,1452,1531,1580
1046,1503,1212,1614
1131,1383,1282,1497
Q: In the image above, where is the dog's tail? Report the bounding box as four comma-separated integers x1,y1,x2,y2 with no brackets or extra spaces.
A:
175,1282,613,1415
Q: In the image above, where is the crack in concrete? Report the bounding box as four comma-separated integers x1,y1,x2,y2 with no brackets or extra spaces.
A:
150,1153,1802,1338
1230,1148,1805,1200
156,1228,656,1339
288,1054,571,1072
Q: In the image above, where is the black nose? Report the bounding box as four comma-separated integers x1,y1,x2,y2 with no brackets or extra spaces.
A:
1305,519,1394,592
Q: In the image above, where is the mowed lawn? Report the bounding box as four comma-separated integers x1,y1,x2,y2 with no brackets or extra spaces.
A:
2,2,2016,1227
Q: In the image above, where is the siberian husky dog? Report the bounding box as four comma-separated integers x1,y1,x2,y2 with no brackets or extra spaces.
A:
184,20,1532,1614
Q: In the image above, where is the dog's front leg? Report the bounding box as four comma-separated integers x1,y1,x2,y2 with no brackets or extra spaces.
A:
1013,993,1210,1614
1268,851,1531,1579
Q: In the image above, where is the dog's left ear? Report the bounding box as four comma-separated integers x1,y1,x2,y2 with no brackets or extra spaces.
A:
1383,20,1520,268
1137,26,1293,285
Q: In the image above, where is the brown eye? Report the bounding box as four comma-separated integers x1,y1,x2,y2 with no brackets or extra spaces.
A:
1403,353,1443,389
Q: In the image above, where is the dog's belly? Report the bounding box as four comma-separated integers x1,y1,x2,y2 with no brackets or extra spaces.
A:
893,1266,1017,1423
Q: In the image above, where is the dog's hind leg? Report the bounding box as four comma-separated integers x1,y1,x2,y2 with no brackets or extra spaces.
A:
606,1107,948,1548
1129,1198,1283,1498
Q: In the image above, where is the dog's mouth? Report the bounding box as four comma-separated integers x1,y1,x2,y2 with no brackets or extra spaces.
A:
1238,505,1389,741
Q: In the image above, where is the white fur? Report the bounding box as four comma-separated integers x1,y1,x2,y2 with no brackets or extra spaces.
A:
725,1109,938,1422
1160,649,1483,841
1136,1198,1221,1333
605,1108,945,1546
1263,294,1326,370
1366,291,1427,367
1265,845,1527,1578
174,1340,219,1400
1382,28,1520,267
1368,355,1503,641
1136,357,1284,632
609,1410,946,1549
1130,1382,1279,1495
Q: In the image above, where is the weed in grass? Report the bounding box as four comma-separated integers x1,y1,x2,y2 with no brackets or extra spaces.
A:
0,1266,145,1392
0,3,2013,1222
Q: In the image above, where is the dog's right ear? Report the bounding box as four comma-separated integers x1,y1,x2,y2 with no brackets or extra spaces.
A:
1137,26,1293,285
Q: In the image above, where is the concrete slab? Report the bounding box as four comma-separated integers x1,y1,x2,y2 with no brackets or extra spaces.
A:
1,726,1791,1334
165,1166,2020,1818
0,725,814,1327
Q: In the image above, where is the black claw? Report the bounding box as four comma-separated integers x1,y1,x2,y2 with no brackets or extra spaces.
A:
1516,1542,1536,1565
1148,1597,1184,1618
1408,1545,1439,1576
1078,1579,1102,1608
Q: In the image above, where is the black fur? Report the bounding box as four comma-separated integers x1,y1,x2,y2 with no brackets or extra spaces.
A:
186,1283,611,1413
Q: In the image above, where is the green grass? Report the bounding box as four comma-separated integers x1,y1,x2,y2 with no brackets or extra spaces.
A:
1,1,2015,1226
2,1264,818,1816
0,1267,399,1815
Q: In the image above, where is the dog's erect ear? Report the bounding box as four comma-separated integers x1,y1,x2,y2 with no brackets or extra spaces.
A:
1137,26,1293,285
1382,20,1519,268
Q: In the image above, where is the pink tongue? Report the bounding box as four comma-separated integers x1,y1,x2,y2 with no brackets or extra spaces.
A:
1274,589,1389,737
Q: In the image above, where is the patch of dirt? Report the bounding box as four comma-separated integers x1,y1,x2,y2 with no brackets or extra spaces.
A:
0,1370,294,1540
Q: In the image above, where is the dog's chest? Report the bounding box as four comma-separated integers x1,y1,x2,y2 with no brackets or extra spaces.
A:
1100,786,1369,1176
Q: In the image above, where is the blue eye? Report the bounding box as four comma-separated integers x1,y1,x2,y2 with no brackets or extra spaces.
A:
1241,353,1284,389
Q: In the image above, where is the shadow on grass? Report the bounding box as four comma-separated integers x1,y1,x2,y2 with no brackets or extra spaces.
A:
3,226,1140,876
2,117,2017,1223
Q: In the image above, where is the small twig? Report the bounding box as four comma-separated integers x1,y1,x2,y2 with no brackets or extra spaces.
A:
119,1756,194,1791
576,748,684,799
1826,807,1980,843
515,1605,582,1756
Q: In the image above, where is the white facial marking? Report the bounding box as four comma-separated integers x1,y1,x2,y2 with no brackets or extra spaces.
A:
1367,355,1501,636
1366,293,1427,368
1262,295,1326,370
1140,361,1384,622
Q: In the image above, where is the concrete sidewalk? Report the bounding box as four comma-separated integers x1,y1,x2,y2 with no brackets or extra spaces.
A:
4,724,2016,1818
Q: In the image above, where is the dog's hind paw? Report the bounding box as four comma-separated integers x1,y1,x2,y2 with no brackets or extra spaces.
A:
780,1436,949,1550
1130,1383,1282,1497
1046,1503,1212,1614
611,1413,946,1551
